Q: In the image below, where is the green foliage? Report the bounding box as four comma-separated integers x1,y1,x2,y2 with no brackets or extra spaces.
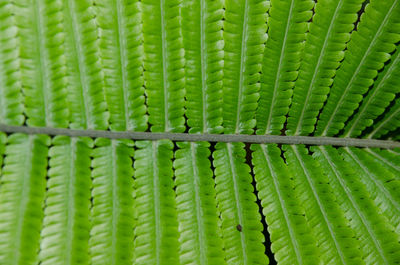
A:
344,47,400,137
174,141,224,264
341,147,400,235
284,145,363,264
223,0,268,134
143,0,185,133
313,146,400,264
213,142,267,264
62,0,109,130
39,136,92,265
0,0,399,264
256,0,314,135
287,0,364,136
0,2,24,126
251,144,318,264
0,134,49,265
182,0,224,134
95,0,147,131
15,0,69,128
133,140,180,264
90,138,135,264
316,0,400,136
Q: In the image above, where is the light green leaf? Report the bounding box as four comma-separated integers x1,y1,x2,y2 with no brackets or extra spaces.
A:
39,136,92,265
0,134,49,265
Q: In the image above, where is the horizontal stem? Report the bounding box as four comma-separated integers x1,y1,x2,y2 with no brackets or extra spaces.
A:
0,124,399,149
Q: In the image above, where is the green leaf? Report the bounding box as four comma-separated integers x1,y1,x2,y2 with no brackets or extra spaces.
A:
89,138,135,265
287,0,363,136
341,147,400,235
344,47,400,137
251,143,319,265
0,134,49,265
0,2,24,125
143,0,185,133
95,0,147,131
15,0,69,128
39,136,92,265
364,148,400,179
313,146,400,264
0,133,5,174
213,142,268,264
222,0,268,134
367,97,400,139
182,0,224,134
283,145,363,264
256,0,314,135
174,141,224,265
133,140,180,264
62,0,109,130
315,0,400,136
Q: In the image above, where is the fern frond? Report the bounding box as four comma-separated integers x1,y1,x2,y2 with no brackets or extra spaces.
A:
133,140,180,264
62,0,109,130
283,145,363,264
287,0,363,136
364,148,400,178
0,2,24,125
174,141,224,264
182,0,224,134
251,144,319,265
89,138,135,264
344,47,400,137
142,0,185,133
14,0,69,128
313,146,400,264
0,134,49,264
341,147,400,234
95,0,146,131
213,142,267,264
315,0,400,136
367,98,400,139
256,0,314,135
0,133,5,174
39,136,92,265
223,0,268,134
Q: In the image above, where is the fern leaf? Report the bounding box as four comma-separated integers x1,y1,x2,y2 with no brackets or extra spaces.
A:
256,0,314,135
39,136,92,265
0,133,5,174
142,0,185,133
313,146,400,264
341,147,400,235
213,142,267,264
0,134,49,264
89,138,135,264
0,2,24,125
174,141,225,265
62,0,109,130
344,47,400,137
364,148,400,178
223,0,268,134
283,145,363,264
315,0,400,136
287,0,363,136
251,143,319,265
133,140,180,264
367,98,400,139
95,0,147,131
182,0,224,134
14,0,69,128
